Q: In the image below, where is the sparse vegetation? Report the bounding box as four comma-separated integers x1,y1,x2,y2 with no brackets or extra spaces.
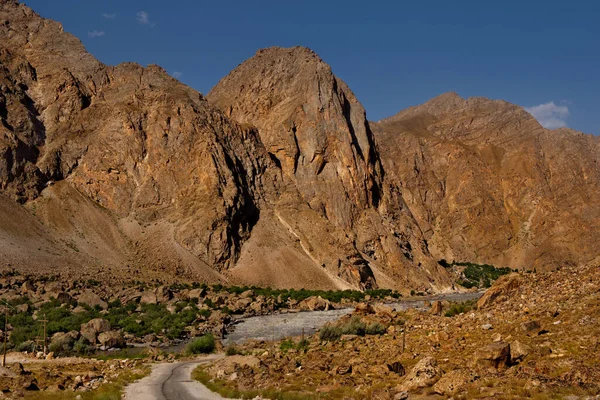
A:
444,299,477,317
225,345,242,356
440,261,513,288
319,316,387,341
187,334,215,354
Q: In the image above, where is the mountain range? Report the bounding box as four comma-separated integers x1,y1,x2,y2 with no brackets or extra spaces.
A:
1,0,598,292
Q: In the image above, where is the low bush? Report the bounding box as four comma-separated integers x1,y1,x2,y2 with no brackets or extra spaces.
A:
187,334,215,354
225,345,241,356
319,325,343,341
279,339,295,353
320,316,387,341
444,299,476,317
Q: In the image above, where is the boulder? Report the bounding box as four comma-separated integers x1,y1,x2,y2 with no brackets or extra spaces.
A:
77,290,108,310
397,356,443,391
44,281,64,294
80,318,111,344
335,365,352,375
155,286,173,303
430,300,443,316
97,331,124,348
477,273,522,309
393,392,409,400
140,291,158,305
354,303,375,314
521,320,542,335
21,280,35,294
387,361,406,376
433,369,478,395
299,296,331,311
0,366,17,377
188,288,207,300
475,342,511,370
232,298,252,313
510,340,531,363
83,318,111,334
15,303,29,313
373,304,394,319
50,331,79,353
56,292,73,304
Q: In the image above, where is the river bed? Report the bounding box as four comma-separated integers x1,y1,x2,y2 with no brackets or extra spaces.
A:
223,291,482,345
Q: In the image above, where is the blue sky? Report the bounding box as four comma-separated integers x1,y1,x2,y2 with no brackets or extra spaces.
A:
24,0,599,134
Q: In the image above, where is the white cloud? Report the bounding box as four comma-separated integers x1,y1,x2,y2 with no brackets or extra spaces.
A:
102,13,116,19
525,101,570,129
88,30,105,38
137,11,154,26
172,71,183,79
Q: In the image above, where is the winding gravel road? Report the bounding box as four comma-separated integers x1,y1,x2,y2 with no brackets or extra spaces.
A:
124,355,229,400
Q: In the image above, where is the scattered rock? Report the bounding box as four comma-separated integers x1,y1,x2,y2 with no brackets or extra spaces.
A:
433,369,478,395
77,290,108,310
510,340,531,363
475,342,511,370
393,392,409,400
430,300,443,316
477,274,523,309
97,331,124,348
387,361,406,376
299,296,331,311
397,356,443,391
140,291,158,305
521,320,542,335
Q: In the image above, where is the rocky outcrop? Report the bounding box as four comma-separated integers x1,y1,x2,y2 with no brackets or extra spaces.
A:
373,93,600,271
396,356,443,391
209,47,450,291
477,273,523,309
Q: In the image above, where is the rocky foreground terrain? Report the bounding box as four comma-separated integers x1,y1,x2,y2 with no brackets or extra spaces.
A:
1,0,599,292
201,259,600,399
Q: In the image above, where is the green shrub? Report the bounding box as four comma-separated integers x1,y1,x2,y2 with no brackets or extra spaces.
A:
73,337,94,355
225,345,241,356
341,316,366,336
450,262,512,288
279,339,295,353
444,299,476,317
296,338,310,351
187,334,215,354
198,309,211,318
319,325,343,341
320,316,386,341
365,322,386,335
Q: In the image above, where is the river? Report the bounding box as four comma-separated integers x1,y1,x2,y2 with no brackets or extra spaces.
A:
223,291,482,345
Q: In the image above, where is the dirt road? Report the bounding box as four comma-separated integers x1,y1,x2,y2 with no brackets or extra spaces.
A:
124,355,229,400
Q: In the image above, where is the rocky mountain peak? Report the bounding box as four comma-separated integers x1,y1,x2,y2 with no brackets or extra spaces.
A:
208,45,381,230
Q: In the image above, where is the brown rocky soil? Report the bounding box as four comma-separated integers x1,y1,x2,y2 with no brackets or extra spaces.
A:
0,353,148,398
205,259,600,399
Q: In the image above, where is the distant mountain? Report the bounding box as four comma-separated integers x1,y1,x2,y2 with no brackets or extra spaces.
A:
372,92,600,270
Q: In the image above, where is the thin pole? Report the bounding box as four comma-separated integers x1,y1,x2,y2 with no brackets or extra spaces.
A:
3,306,7,367
402,328,406,353
43,313,47,355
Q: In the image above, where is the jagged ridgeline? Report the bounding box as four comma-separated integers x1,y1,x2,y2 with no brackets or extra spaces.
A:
1,0,599,291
